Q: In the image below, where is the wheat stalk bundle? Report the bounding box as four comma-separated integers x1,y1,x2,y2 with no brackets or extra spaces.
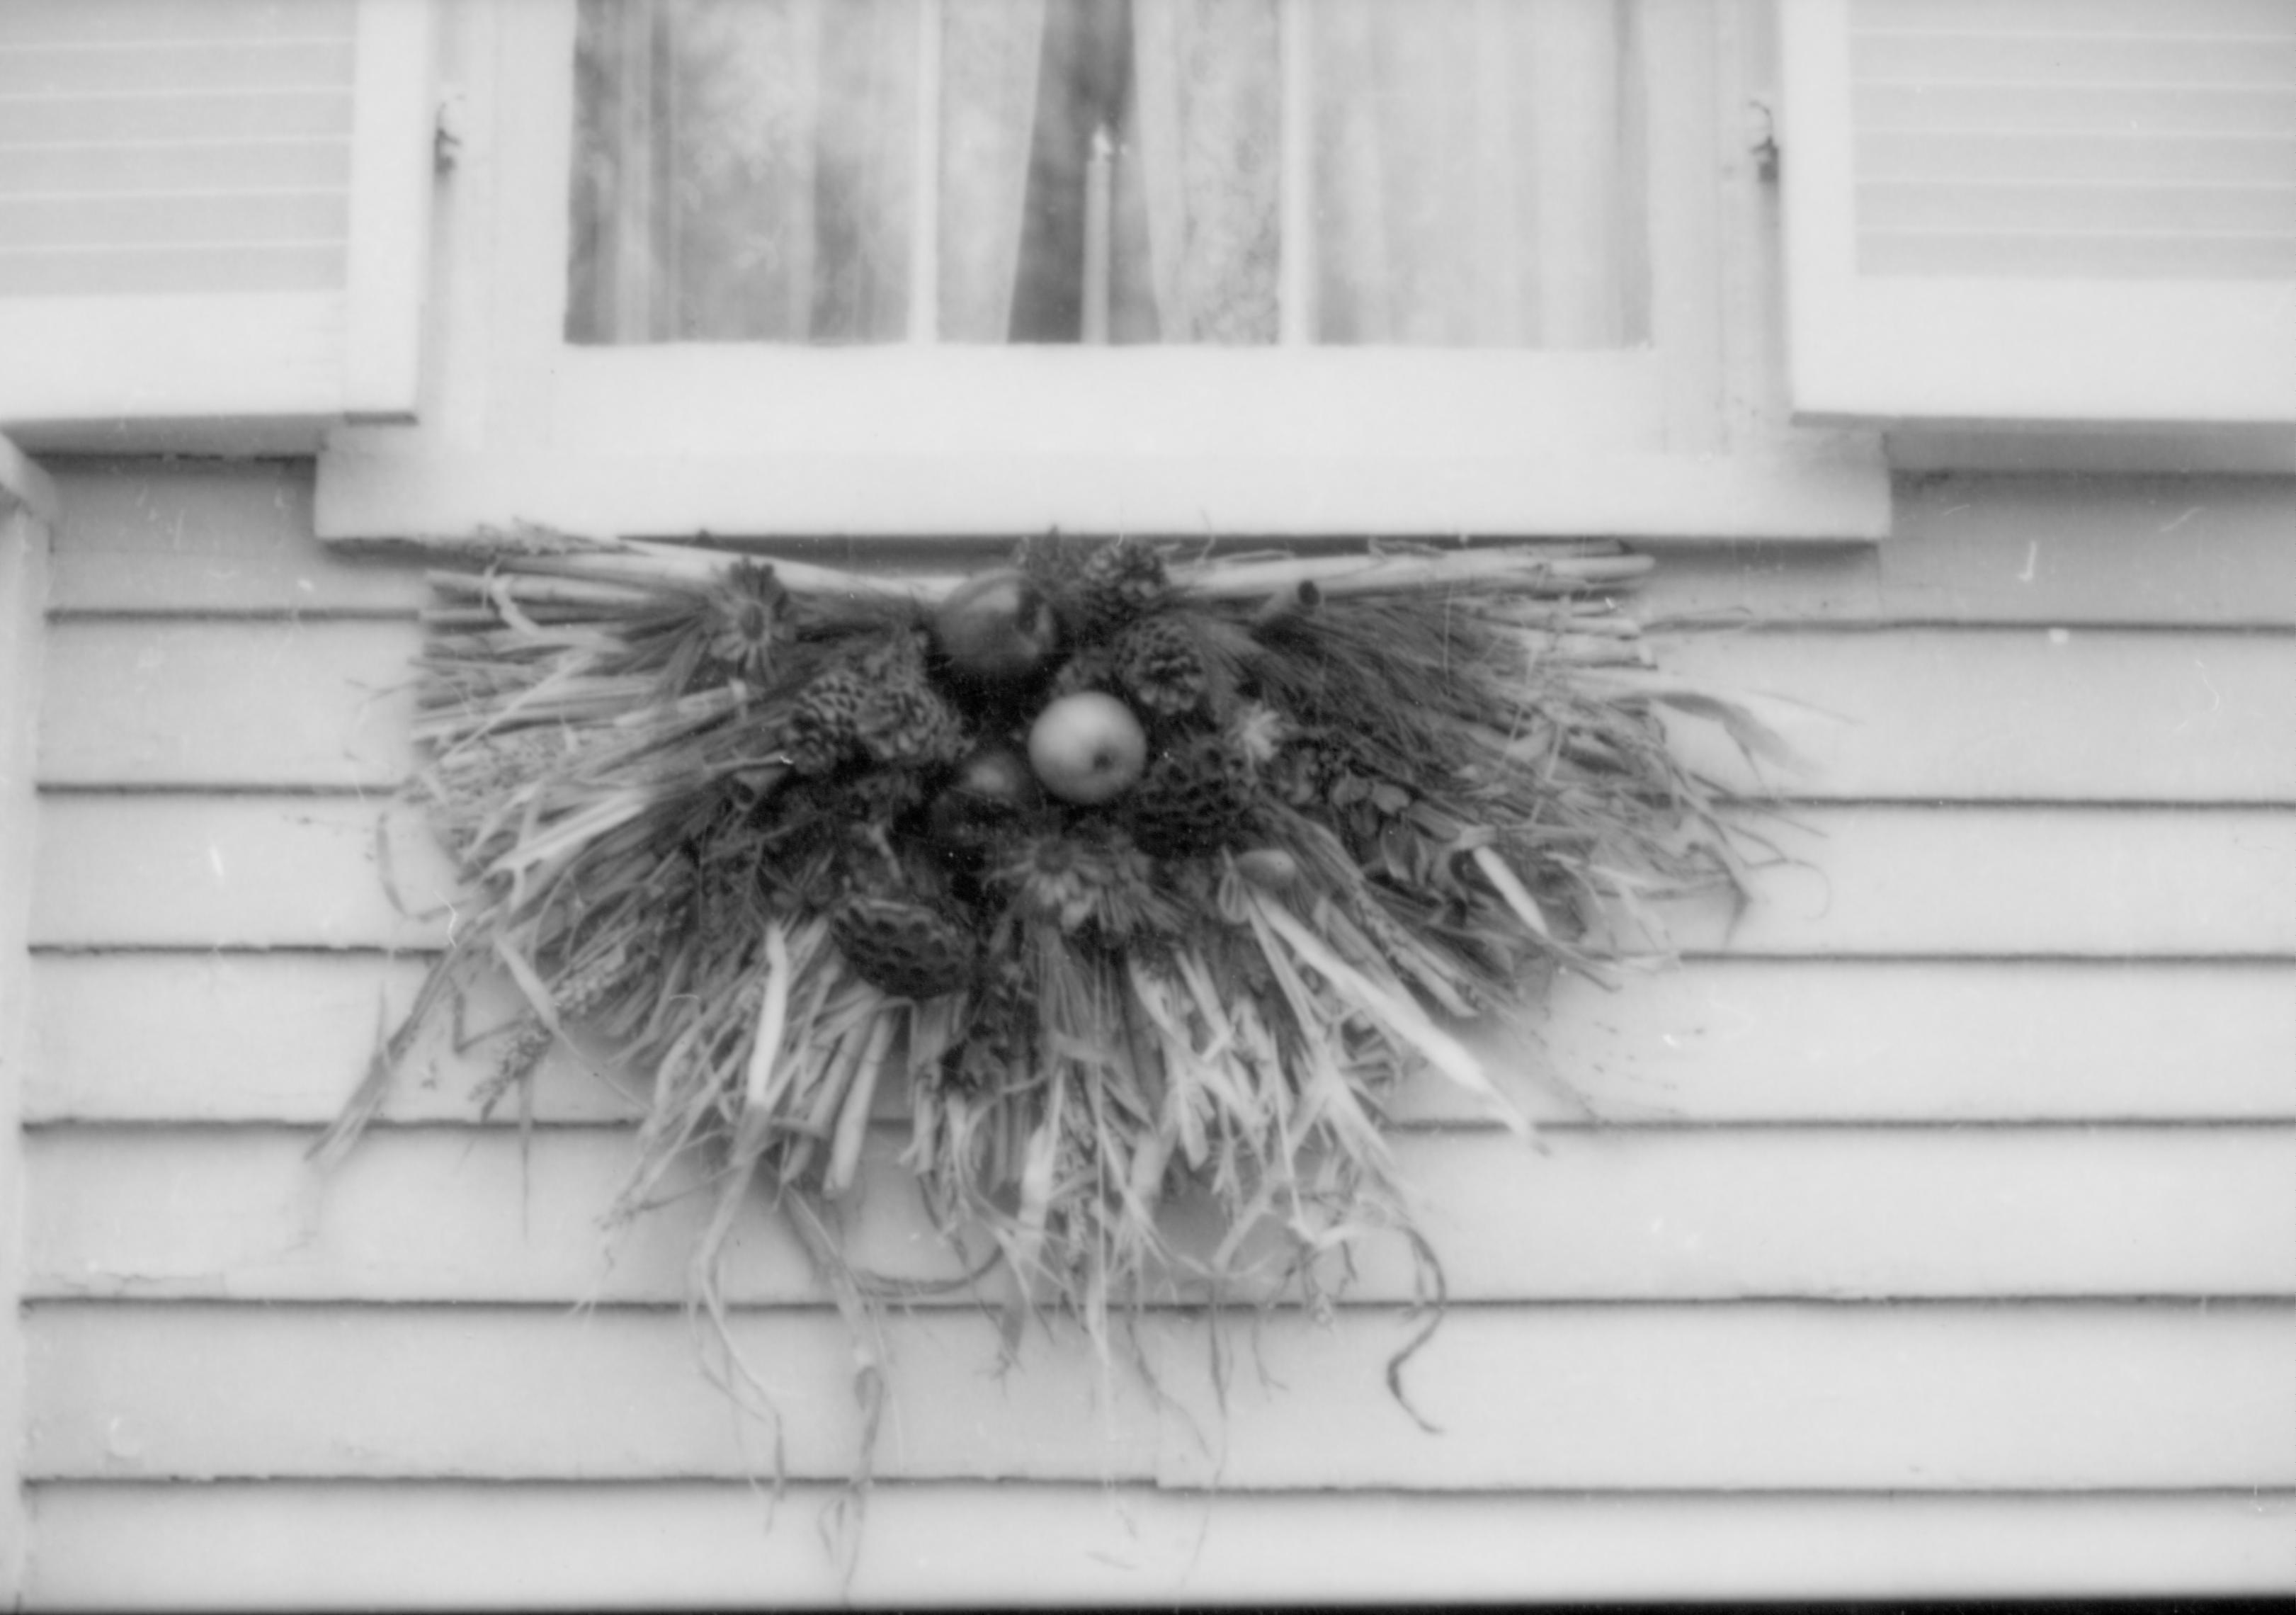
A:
319,531,1776,1509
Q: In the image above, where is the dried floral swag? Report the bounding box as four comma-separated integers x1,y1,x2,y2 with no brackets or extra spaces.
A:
318,533,1776,1483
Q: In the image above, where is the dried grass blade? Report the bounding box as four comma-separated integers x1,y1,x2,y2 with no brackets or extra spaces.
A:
1249,892,1526,1138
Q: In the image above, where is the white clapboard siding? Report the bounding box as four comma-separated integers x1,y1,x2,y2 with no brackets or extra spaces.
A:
25,1484,2296,1609
1780,0,2296,422
32,794,2296,956
28,953,2296,1126
39,615,2296,801
45,460,426,616
1631,628,2296,800
40,618,418,788
26,1124,2296,1306
25,1301,2296,1488
1880,470,2296,624
21,461,2296,1609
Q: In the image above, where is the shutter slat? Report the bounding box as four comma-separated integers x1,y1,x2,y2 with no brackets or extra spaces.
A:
0,191,346,251
0,139,350,193
0,244,343,298
1854,35,2296,86
1863,180,2296,234
1860,130,2296,185
1861,231,2296,280
0,90,353,144
1856,0,2296,38
0,40,356,94
1857,84,2296,136
0,1,356,49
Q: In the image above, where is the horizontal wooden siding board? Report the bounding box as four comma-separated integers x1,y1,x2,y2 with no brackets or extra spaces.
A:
1882,473,2296,624
40,618,416,788
24,1301,2295,1488
25,1484,2296,1609
30,953,2296,1126
46,460,420,616
27,1125,2296,1305
40,616,2296,800
36,795,2296,954
25,1301,1161,1485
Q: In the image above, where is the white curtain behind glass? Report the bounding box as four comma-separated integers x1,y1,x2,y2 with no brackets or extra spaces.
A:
567,0,1646,348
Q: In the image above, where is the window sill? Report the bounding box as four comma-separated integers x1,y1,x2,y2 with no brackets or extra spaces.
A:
314,436,1888,544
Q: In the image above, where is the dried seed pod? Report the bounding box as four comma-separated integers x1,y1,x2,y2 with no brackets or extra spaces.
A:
831,895,979,1000
1127,732,1256,856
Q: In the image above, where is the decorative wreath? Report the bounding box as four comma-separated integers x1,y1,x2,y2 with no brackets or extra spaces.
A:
319,532,1775,1492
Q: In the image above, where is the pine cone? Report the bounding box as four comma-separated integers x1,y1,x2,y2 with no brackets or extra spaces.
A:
1112,613,1210,718
782,667,870,777
1127,732,1256,856
856,678,970,769
1068,537,1169,640
831,895,978,999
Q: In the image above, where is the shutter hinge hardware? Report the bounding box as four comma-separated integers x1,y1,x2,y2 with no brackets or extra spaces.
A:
434,89,469,173
1744,97,1779,183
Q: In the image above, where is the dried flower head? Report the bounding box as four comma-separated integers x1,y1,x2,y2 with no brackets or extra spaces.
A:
994,826,1166,939
698,562,787,685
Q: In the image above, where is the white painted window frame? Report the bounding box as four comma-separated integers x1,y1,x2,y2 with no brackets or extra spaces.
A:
316,0,1888,543
0,0,434,446
1778,0,2296,428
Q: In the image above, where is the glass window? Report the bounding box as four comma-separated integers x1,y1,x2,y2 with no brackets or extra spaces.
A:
566,0,1649,348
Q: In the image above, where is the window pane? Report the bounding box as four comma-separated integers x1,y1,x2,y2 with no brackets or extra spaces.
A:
1310,0,1649,346
567,0,1646,348
568,0,921,344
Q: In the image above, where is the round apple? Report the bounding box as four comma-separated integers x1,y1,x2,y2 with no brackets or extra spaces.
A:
926,742,1042,849
931,569,1059,688
1027,692,1147,805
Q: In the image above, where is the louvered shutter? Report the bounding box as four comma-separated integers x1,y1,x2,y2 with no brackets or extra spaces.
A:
0,0,433,445
1780,0,2296,424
